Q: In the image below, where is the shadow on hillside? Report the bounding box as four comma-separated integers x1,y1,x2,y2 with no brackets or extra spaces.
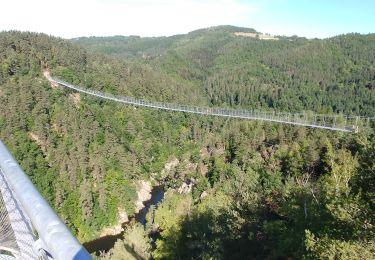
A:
158,209,266,260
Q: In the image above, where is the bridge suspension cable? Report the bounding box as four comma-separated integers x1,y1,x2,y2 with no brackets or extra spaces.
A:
46,73,373,133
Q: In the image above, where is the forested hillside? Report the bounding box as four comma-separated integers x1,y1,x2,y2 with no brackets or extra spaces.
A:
0,31,208,240
75,25,375,115
1,28,374,259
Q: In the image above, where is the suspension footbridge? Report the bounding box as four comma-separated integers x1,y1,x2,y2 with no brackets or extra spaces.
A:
45,73,372,133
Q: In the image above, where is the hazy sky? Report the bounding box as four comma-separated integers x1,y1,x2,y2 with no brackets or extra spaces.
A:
1,0,374,38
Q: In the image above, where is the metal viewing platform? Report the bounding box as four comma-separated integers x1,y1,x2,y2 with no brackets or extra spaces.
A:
0,141,91,260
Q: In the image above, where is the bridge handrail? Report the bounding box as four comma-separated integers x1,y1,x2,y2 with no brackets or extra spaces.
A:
0,141,91,260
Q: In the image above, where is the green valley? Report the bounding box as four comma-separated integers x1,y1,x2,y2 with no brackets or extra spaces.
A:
0,27,374,259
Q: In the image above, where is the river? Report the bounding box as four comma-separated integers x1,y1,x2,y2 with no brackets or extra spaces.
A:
83,185,164,254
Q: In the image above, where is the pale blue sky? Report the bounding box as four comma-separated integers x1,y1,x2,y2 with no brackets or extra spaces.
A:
1,0,374,38
248,0,375,37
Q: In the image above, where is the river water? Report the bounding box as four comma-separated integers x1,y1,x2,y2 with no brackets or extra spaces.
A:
83,185,164,254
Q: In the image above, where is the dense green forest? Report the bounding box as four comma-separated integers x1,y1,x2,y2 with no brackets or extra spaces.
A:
0,27,374,259
75,25,375,115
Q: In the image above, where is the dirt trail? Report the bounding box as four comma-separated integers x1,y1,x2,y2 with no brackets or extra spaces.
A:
43,69,59,88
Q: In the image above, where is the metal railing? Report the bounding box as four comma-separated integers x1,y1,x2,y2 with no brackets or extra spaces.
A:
0,141,91,260
48,75,374,132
